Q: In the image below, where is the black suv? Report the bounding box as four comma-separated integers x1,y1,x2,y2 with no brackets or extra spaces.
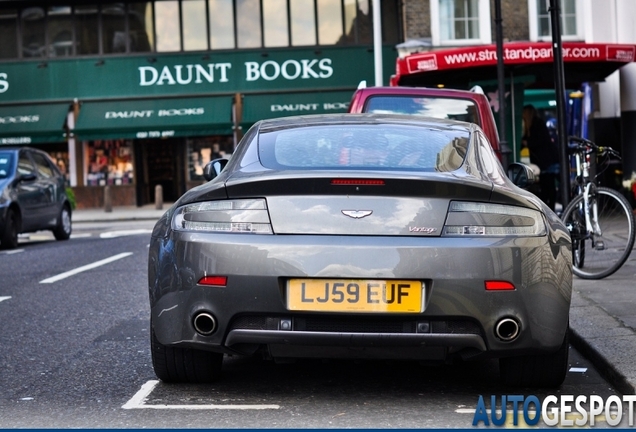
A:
0,147,72,249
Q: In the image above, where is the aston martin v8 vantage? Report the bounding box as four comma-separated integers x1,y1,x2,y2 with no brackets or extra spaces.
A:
148,114,572,387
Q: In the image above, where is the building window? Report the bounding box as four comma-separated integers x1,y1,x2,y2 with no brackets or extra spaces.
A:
0,0,400,60
155,1,180,52
528,0,583,41
236,0,261,48
290,0,316,46
128,2,154,53
85,139,134,186
317,0,343,45
182,0,208,51
101,3,128,53
263,0,288,47
0,9,18,59
21,7,46,57
75,5,100,55
209,0,235,49
430,0,491,46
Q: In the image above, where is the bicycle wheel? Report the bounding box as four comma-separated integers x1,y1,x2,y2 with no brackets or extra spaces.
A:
561,186,635,279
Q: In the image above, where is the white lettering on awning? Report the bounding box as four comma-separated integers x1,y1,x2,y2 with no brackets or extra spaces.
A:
271,104,319,112
0,72,8,93
157,108,204,117
136,130,175,139
105,110,154,119
1,137,32,144
0,115,40,124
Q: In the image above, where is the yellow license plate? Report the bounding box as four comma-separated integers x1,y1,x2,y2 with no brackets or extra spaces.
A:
287,279,423,313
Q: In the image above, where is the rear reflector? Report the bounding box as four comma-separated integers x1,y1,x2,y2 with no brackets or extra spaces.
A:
198,276,228,286
331,179,385,186
485,281,515,291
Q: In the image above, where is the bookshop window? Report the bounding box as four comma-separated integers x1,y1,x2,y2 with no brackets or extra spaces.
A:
187,136,233,181
85,139,134,186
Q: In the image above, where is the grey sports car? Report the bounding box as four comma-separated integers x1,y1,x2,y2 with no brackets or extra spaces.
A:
148,114,572,388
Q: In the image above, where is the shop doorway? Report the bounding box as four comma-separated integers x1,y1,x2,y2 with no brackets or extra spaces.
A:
135,138,184,206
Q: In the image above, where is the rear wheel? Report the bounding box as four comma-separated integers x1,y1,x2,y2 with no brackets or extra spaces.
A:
151,325,223,383
1,208,19,249
52,204,72,241
499,329,569,388
562,187,635,279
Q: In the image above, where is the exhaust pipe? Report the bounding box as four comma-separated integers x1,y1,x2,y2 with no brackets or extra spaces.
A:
193,312,217,335
495,318,520,341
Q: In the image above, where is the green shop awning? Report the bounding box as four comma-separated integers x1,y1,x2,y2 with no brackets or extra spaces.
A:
0,103,70,145
241,90,354,128
74,97,234,141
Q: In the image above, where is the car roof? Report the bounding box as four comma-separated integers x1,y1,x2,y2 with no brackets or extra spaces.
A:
256,113,476,132
353,86,486,99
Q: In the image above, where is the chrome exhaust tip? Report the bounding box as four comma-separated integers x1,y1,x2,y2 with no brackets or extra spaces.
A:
495,318,520,342
193,312,217,336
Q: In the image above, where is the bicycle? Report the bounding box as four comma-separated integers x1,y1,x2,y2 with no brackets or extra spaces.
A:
560,136,635,279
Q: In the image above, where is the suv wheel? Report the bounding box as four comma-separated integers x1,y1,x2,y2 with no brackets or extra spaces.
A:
53,205,72,241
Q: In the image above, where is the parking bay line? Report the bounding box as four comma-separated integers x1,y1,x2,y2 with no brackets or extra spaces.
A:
122,380,280,410
0,296,11,303
39,252,133,284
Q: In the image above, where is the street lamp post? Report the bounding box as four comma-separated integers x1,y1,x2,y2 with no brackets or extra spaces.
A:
494,0,511,169
372,0,383,86
549,0,571,207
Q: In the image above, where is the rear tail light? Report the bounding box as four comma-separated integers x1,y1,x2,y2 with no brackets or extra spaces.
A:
331,179,385,186
442,201,546,237
485,281,515,291
198,276,228,286
172,199,273,234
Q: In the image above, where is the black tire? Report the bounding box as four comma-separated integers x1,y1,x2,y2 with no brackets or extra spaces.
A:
150,326,223,383
1,208,19,250
499,329,569,388
53,204,72,241
561,187,635,279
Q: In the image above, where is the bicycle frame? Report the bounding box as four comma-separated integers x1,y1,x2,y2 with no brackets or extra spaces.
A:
572,145,601,237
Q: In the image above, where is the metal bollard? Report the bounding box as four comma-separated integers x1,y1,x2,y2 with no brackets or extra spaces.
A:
155,184,163,210
103,185,112,213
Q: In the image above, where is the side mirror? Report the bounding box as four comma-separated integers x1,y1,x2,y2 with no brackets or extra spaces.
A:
507,162,536,188
19,172,37,182
203,158,229,181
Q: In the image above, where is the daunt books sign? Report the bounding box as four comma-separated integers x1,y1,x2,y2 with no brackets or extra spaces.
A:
0,47,396,103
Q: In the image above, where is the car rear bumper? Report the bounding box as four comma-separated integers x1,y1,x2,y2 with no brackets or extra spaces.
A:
149,231,572,360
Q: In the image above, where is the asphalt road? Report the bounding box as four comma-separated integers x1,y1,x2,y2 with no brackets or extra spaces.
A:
0,220,628,428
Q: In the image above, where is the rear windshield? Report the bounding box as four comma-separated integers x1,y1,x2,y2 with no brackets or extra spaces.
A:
0,152,14,179
364,96,480,124
258,124,469,172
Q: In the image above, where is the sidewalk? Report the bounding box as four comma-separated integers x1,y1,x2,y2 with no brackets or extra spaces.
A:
71,204,636,394
570,252,636,394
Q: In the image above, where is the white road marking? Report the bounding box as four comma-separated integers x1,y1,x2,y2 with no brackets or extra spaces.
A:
0,296,11,303
100,229,152,239
70,233,92,238
569,367,587,373
39,252,133,284
1,249,24,255
122,380,280,410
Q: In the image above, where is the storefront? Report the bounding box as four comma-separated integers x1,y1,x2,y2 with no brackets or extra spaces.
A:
392,41,636,161
0,46,396,207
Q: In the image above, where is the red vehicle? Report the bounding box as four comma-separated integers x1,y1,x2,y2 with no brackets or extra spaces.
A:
347,86,502,160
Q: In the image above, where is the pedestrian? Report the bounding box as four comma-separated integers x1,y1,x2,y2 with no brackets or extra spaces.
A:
522,104,560,211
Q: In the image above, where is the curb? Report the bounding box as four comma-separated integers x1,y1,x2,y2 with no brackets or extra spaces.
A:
569,327,635,395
